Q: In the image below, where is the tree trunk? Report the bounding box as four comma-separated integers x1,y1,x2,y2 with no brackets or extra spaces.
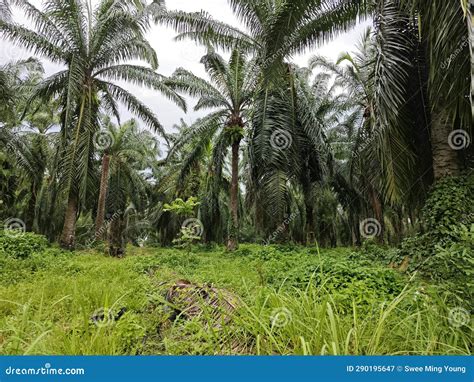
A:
369,185,384,244
95,153,110,239
393,207,404,245
25,182,37,232
431,108,460,180
351,213,361,247
305,203,316,245
60,194,78,249
109,212,125,258
226,140,240,251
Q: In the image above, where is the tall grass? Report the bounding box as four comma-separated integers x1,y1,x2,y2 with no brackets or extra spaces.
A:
230,284,472,355
0,246,471,355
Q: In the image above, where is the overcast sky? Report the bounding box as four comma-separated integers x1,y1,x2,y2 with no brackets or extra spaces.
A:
1,0,371,133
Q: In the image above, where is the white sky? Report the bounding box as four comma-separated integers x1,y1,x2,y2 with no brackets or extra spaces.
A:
0,0,371,133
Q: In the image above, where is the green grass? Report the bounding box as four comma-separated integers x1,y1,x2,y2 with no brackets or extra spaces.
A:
0,244,471,355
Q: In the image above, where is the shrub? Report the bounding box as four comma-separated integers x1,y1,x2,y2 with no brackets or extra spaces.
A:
116,312,146,354
421,224,474,303
247,246,406,311
396,174,474,300
422,175,474,240
350,241,398,263
0,248,73,285
0,231,49,259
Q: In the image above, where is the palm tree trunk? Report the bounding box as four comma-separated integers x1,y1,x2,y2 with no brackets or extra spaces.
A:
302,183,316,245
369,185,384,244
351,213,361,247
431,107,460,180
393,207,404,245
25,182,37,232
109,212,125,258
60,194,78,249
305,201,316,245
226,140,240,251
95,153,110,239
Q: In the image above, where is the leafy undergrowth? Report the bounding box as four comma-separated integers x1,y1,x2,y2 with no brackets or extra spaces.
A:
0,241,472,355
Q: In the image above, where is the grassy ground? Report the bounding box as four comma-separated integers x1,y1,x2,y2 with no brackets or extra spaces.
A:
0,243,471,355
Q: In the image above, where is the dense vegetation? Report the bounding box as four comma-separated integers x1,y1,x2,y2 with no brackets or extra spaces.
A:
0,237,471,355
0,0,472,355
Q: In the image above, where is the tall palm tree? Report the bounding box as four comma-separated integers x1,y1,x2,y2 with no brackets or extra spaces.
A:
18,104,60,232
92,118,159,256
370,0,471,182
167,49,255,250
409,0,471,179
162,0,472,179
157,1,371,240
94,118,158,239
0,58,59,232
0,0,185,248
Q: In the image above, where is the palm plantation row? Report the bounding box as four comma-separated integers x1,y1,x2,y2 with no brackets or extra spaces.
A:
0,0,472,255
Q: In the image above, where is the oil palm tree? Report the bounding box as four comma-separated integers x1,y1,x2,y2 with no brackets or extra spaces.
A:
0,0,186,248
408,0,471,179
370,0,471,182
161,0,471,180
92,118,159,256
94,118,159,240
157,1,371,239
166,49,255,250
0,57,58,231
